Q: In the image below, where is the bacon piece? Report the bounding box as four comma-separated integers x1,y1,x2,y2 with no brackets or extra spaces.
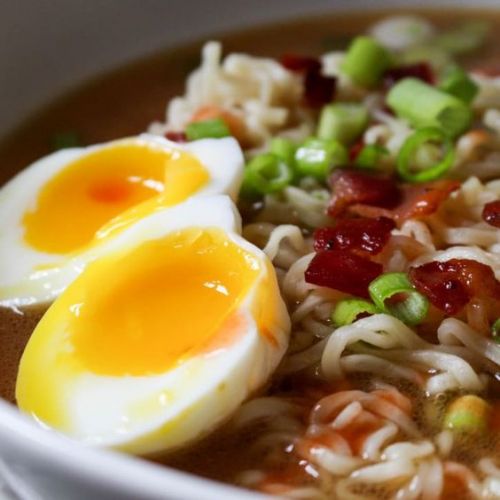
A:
280,54,336,108
280,54,321,73
314,217,395,255
164,131,187,143
395,180,460,222
305,250,383,298
348,179,460,223
409,259,500,315
328,169,402,217
482,200,500,228
383,63,435,89
349,140,365,162
303,70,336,108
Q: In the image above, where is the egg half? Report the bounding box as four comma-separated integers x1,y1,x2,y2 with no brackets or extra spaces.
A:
0,134,243,307
16,195,290,454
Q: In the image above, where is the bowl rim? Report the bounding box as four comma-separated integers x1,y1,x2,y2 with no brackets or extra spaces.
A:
0,398,265,499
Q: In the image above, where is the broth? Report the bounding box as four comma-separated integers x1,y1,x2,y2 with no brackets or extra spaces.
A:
1,7,500,499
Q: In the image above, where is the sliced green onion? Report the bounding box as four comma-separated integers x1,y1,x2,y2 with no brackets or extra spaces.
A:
240,153,293,197
436,21,490,55
270,137,297,166
397,127,455,183
399,45,451,71
317,103,369,145
492,319,500,344
295,138,348,180
439,66,479,104
387,78,473,138
355,144,389,169
332,299,379,327
51,131,81,150
444,395,490,433
341,36,391,87
368,272,429,325
185,118,230,140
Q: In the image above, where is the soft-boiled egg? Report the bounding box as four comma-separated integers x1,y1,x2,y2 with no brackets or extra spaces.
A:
0,134,243,307
16,195,290,454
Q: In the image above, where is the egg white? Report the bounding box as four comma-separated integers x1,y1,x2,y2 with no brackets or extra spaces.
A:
0,134,244,307
16,195,291,454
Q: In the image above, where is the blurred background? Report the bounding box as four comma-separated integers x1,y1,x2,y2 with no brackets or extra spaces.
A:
0,0,485,137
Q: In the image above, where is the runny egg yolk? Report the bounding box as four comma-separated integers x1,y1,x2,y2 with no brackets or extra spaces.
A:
64,227,261,376
23,142,208,254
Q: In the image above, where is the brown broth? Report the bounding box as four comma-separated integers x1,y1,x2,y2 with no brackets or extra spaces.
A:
1,7,500,498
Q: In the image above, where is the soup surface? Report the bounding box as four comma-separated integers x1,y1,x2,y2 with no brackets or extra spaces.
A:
1,7,500,500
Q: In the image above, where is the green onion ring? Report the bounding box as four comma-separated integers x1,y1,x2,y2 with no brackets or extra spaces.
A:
368,272,429,325
397,127,455,183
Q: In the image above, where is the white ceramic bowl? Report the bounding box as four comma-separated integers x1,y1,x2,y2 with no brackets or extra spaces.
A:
1,1,499,499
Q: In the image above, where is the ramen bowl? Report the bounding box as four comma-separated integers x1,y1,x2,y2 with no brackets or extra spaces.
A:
1,1,500,499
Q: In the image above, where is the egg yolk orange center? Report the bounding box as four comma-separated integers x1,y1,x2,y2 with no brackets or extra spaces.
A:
22,142,208,254
67,228,260,376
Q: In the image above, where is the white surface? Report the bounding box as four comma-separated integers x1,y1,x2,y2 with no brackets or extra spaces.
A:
0,1,499,499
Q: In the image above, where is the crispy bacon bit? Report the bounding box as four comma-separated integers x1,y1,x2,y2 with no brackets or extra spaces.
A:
349,140,365,162
280,54,335,108
395,180,460,222
348,179,460,223
383,63,435,89
280,54,322,73
482,200,500,228
314,217,395,255
328,169,402,217
305,250,383,298
409,259,500,315
165,131,187,142
303,70,336,108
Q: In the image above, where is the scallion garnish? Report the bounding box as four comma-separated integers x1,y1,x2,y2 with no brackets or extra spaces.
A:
436,21,490,55
439,66,479,104
317,103,369,145
399,45,451,72
355,144,389,169
185,118,230,141
397,127,455,183
386,78,473,138
341,36,391,87
368,272,429,325
295,137,348,180
240,153,293,197
270,137,297,167
51,132,81,150
492,318,500,343
331,298,379,327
